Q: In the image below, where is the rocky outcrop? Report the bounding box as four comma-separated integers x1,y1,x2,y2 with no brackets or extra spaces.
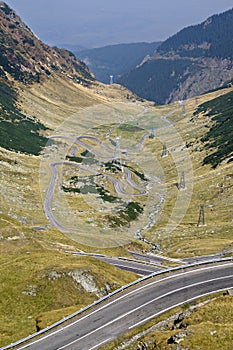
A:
166,57,233,103
68,269,112,298
44,268,113,298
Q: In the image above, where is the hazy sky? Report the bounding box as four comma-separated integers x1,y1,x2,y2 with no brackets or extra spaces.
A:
5,0,233,48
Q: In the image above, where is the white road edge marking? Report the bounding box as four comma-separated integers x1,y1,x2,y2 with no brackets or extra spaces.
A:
89,338,113,350
15,263,233,350
128,287,229,329
57,274,233,349
112,263,156,273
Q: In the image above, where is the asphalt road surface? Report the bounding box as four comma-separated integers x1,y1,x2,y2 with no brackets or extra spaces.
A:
43,158,147,233
92,255,165,275
129,251,183,264
67,252,166,275
14,262,233,350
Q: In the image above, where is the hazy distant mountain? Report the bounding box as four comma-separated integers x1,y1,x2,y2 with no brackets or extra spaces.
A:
118,8,233,104
1,4,233,349
59,43,87,53
75,42,161,84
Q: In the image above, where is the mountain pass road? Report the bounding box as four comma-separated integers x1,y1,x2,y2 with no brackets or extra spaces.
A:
14,262,233,350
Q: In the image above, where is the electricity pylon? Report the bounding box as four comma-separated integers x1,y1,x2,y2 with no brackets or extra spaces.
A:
161,143,168,157
197,205,205,226
178,171,186,190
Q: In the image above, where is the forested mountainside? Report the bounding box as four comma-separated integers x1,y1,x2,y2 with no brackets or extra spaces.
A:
76,42,161,83
157,8,233,59
118,8,233,104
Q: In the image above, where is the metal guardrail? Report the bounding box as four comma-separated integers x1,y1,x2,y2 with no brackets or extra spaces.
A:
68,251,169,269
1,256,232,350
117,256,168,269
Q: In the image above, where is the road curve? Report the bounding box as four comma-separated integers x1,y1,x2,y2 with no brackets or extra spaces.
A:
68,252,166,276
14,262,233,350
43,160,147,233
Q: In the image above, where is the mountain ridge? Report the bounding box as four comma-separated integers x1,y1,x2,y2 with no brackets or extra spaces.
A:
0,3,233,349
0,1,139,155
118,7,233,104
157,8,233,59
76,41,161,83
0,1,94,85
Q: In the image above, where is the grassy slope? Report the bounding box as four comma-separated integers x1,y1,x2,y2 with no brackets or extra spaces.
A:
0,74,233,347
0,147,137,346
0,80,48,155
18,75,138,128
0,78,140,347
140,88,233,258
0,227,137,346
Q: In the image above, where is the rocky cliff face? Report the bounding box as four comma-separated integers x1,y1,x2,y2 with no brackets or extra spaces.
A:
0,1,94,85
166,57,233,103
118,8,233,104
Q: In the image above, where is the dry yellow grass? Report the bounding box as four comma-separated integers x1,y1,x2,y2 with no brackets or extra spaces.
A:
141,88,233,257
1,73,233,348
0,78,143,347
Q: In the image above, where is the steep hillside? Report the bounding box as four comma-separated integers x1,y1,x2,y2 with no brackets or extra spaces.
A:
118,8,233,104
0,3,140,347
0,1,94,84
0,0,98,155
0,2,233,348
157,8,233,59
0,79,49,155
76,42,161,83
138,88,233,258
194,90,233,168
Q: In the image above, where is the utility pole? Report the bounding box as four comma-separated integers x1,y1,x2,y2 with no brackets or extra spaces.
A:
197,205,205,226
178,171,186,190
161,143,168,157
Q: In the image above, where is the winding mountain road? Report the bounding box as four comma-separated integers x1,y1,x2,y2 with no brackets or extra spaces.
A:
44,108,179,236
14,261,233,350
43,158,147,232
44,129,150,233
